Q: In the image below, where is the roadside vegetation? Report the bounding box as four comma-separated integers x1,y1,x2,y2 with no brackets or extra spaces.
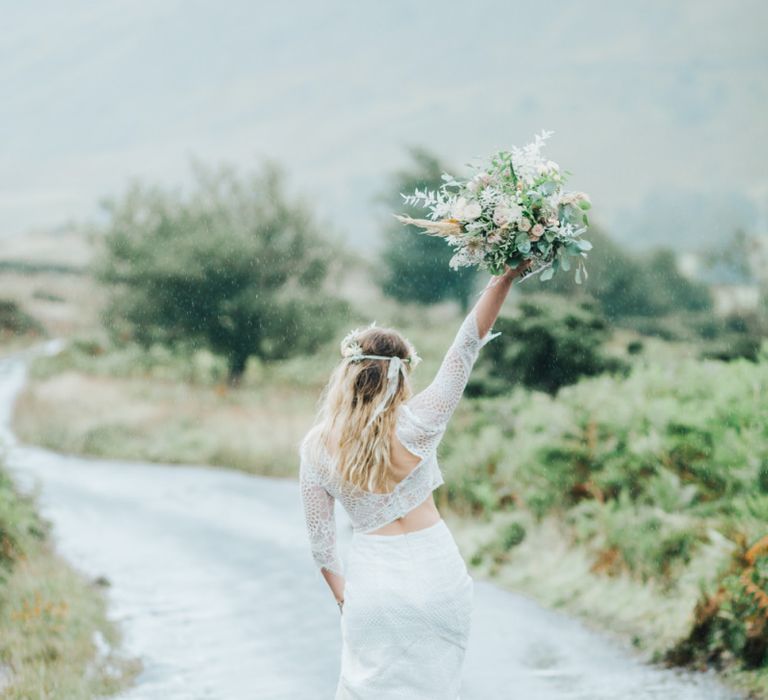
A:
0,461,138,698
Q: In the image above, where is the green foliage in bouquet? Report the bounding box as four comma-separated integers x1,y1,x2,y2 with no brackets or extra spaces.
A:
94,163,348,384
466,294,627,396
379,149,478,311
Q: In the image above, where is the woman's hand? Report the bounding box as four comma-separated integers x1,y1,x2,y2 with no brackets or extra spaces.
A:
321,568,346,612
502,259,533,280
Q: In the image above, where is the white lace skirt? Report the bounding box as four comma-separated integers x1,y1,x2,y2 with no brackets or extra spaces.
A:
336,518,474,700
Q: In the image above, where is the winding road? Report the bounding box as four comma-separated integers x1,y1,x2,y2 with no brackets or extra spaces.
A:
0,349,743,700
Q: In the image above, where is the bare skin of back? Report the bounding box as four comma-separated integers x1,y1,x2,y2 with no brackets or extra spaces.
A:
365,437,440,536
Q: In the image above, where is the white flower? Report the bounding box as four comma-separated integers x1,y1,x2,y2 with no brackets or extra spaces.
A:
518,217,532,232
530,223,545,240
451,196,468,220
492,203,522,227
492,207,509,227
341,338,363,358
479,187,500,207
463,202,482,221
434,200,453,218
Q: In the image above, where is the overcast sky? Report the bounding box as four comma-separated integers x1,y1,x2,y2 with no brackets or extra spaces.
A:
2,0,767,251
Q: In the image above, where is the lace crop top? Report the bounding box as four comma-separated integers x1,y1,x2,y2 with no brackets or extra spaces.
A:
299,306,499,577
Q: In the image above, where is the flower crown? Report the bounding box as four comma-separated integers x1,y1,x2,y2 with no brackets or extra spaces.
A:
339,322,422,368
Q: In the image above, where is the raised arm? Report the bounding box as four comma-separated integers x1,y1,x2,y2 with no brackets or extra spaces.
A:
407,261,529,430
299,443,345,608
474,260,531,339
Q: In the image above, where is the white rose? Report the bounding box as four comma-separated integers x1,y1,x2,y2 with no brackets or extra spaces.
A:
492,207,509,227
530,223,545,240
493,203,523,227
451,197,467,220
463,202,482,221
518,217,532,232
507,203,523,221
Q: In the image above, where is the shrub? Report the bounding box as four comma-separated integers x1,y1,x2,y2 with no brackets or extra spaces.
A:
442,354,768,582
0,467,46,581
499,522,526,550
0,300,44,339
666,536,768,671
466,294,627,396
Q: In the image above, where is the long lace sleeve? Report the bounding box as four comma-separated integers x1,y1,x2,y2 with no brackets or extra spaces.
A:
299,444,343,577
406,305,499,432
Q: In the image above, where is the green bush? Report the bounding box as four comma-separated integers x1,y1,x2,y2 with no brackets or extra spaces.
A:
500,522,526,550
443,354,768,581
0,300,44,339
466,294,627,396
569,496,704,582
0,467,46,581
666,536,768,672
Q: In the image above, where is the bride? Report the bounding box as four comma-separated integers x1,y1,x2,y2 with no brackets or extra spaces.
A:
299,260,531,699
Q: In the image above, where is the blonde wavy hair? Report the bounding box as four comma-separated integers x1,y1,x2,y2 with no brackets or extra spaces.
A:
305,324,418,493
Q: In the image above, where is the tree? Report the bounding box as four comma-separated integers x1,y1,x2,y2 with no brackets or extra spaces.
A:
95,163,347,384
378,149,478,311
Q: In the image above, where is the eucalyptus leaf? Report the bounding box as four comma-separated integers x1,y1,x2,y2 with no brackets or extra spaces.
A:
540,266,555,281
577,239,593,251
539,181,556,196
578,200,592,211
517,239,531,254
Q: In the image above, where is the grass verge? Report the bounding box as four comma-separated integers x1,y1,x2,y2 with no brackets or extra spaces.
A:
0,467,139,698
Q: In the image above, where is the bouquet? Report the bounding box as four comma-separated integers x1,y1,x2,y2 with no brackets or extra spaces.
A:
395,130,592,283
